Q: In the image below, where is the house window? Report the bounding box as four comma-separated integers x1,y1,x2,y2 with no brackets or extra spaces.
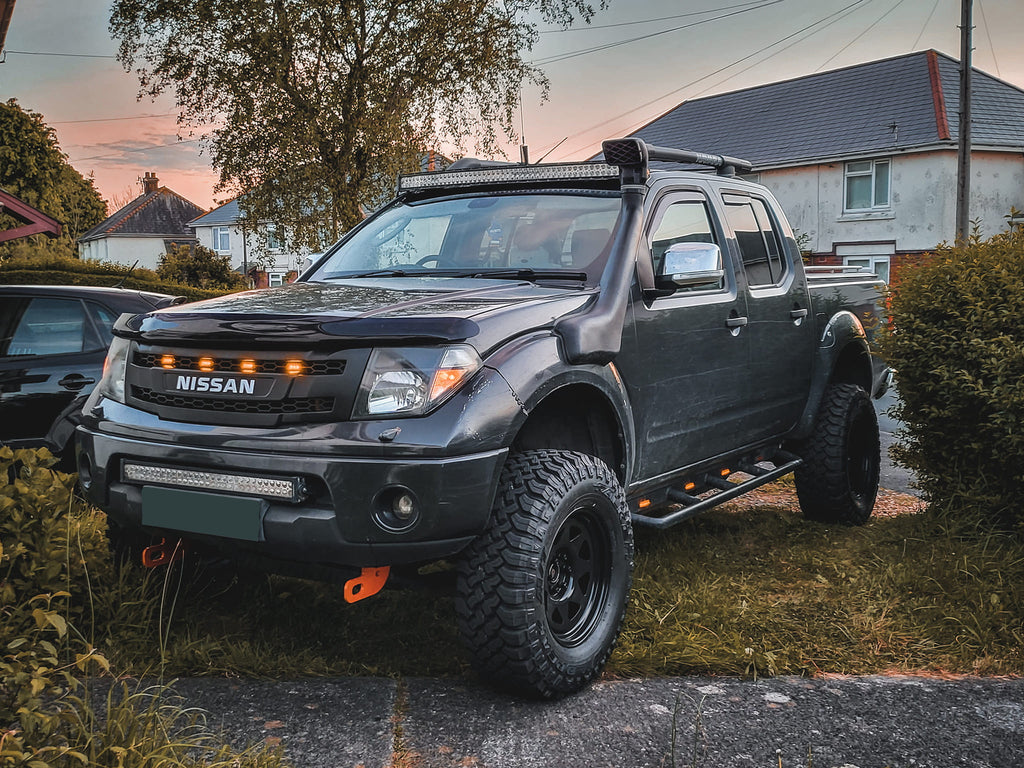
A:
266,224,282,251
844,159,890,211
268,272,284,287
212,226,231,252
844,255,890,283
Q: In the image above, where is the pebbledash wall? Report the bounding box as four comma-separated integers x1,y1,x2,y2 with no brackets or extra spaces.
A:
760,149,1024,283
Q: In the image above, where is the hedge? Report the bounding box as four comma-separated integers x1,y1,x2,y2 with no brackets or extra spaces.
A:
879,223,1024,530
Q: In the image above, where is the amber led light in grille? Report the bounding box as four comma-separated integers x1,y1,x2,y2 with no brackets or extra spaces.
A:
284,359,304,376
160,354,176,369
123,462,300,499
239,359,257,374
198,357,215,372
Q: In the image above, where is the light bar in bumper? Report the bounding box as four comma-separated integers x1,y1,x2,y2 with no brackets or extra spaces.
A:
122,461,307,502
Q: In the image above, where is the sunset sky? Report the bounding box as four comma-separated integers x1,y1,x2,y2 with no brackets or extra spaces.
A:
2,0,1022,212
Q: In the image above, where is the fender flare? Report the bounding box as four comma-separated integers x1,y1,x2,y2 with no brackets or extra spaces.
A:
792,311,874,439
485,332,637,482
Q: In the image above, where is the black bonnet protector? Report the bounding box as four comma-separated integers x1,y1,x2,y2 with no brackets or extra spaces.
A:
112,281,486,349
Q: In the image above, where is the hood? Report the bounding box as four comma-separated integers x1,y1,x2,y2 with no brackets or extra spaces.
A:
115,278,596,352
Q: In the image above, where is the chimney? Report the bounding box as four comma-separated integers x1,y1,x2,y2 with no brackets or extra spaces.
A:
143,172,159,194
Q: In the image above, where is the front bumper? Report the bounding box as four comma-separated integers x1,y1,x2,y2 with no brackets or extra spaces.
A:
77,426,507,569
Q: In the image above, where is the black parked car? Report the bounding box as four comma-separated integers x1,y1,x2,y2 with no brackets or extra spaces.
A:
0,285,181,466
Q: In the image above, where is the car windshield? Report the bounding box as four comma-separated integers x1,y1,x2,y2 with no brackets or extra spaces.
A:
308,193,621,283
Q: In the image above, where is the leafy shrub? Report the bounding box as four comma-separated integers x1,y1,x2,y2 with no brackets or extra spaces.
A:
157,244,247,290
879,222,1024,529
0,448,285,767
0,250,235,301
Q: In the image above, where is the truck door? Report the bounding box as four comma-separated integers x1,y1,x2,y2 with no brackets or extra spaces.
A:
616,190,752,482
721,193,815,438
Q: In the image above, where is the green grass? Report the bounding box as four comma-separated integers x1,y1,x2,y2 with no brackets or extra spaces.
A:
79,491,1024,682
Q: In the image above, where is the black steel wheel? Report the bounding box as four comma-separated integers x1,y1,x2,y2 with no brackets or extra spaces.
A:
794,383,880,525
456,450,633,699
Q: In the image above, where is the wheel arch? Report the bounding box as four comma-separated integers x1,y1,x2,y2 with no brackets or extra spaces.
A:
487,333,635,484
792,311,875,440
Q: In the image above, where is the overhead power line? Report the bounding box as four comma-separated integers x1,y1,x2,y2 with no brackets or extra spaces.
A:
3,49,116,58
70,137,203,164
538,1,773,33
815,0,909,72
546,0,868,161
51,113,179,125
531,0,787,67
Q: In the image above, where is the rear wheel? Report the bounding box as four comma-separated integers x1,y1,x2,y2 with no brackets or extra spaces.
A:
794,383,879,525
456,450,633,699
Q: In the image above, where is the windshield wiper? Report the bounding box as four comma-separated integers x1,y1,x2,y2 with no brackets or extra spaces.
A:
451,268,588,282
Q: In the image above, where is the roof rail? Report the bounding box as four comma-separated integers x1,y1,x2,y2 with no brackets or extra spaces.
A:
601,138,753,182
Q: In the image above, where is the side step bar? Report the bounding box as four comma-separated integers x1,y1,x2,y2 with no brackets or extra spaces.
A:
632,453,803,529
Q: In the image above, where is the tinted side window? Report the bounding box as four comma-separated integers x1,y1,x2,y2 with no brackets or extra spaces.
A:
2,298,90,357
649,200,716,277
86,302,119,346
724,196,786,287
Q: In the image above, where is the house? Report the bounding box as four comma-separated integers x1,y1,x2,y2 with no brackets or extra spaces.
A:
188,199,310,288
189,153,451,287
611,50,1024,282
77,173,205,270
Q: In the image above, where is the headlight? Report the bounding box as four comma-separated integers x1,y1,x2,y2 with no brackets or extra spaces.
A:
98,336,131,403
353,346,481,418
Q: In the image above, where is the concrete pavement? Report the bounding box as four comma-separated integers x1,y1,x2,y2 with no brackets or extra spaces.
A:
172,674,1024,768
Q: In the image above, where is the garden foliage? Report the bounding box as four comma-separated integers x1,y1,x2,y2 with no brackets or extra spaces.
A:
1,448,282,767
0,249,231,302
880,221,1024,529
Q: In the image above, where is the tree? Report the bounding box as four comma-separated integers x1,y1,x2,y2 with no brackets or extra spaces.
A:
0,99,108,253
110,0,601,253
156,243,247,290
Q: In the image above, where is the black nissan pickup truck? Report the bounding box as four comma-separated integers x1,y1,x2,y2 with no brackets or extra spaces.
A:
77,138,890,698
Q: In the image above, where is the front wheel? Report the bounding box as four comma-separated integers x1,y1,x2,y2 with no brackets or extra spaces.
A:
794,383,880,525
456,450,633,699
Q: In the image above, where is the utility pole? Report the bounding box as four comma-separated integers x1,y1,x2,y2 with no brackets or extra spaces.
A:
955,0,973,242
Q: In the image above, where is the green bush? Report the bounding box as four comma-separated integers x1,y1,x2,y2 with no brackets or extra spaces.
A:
0,250,237,301
879,223,1024,529
0,448,285,767
157,244,247,290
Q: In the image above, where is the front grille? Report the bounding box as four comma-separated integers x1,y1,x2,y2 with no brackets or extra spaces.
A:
133,352,345,376
131,386,334,414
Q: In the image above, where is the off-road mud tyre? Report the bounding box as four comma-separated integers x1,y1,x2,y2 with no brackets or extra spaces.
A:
456,450,633,699
794,383,880,525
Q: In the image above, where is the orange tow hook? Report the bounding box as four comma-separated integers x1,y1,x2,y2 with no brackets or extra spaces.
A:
141,538,186,568
343,566,390,603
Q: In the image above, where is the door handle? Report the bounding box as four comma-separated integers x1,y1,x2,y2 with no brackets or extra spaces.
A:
725,316,749,329
58,374,96,391
790,308,809,319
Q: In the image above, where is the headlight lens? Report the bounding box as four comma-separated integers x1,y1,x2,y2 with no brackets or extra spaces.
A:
354,346,481,418
98,336,131,403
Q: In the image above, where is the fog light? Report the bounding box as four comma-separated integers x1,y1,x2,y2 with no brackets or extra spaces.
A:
374,487,420,532
393,494,415,521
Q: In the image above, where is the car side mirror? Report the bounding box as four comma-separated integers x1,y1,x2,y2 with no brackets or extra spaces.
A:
656,242,725,290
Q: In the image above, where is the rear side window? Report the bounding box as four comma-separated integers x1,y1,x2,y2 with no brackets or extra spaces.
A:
723,195,787,287
86,302,119,346
0,298,97,357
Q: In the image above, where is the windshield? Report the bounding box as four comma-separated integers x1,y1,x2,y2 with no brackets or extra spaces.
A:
308,193,621,283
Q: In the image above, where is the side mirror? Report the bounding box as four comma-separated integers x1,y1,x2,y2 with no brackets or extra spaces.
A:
657,242,725,290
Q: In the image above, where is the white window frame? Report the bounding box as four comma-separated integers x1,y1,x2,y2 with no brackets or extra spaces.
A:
212,226,231,253
844,159,891,212
268,272,285,287
266,223,282,252
843,255,890,283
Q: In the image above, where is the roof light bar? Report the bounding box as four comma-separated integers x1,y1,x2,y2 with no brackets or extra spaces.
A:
123,462,303,501
399,163,619,192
